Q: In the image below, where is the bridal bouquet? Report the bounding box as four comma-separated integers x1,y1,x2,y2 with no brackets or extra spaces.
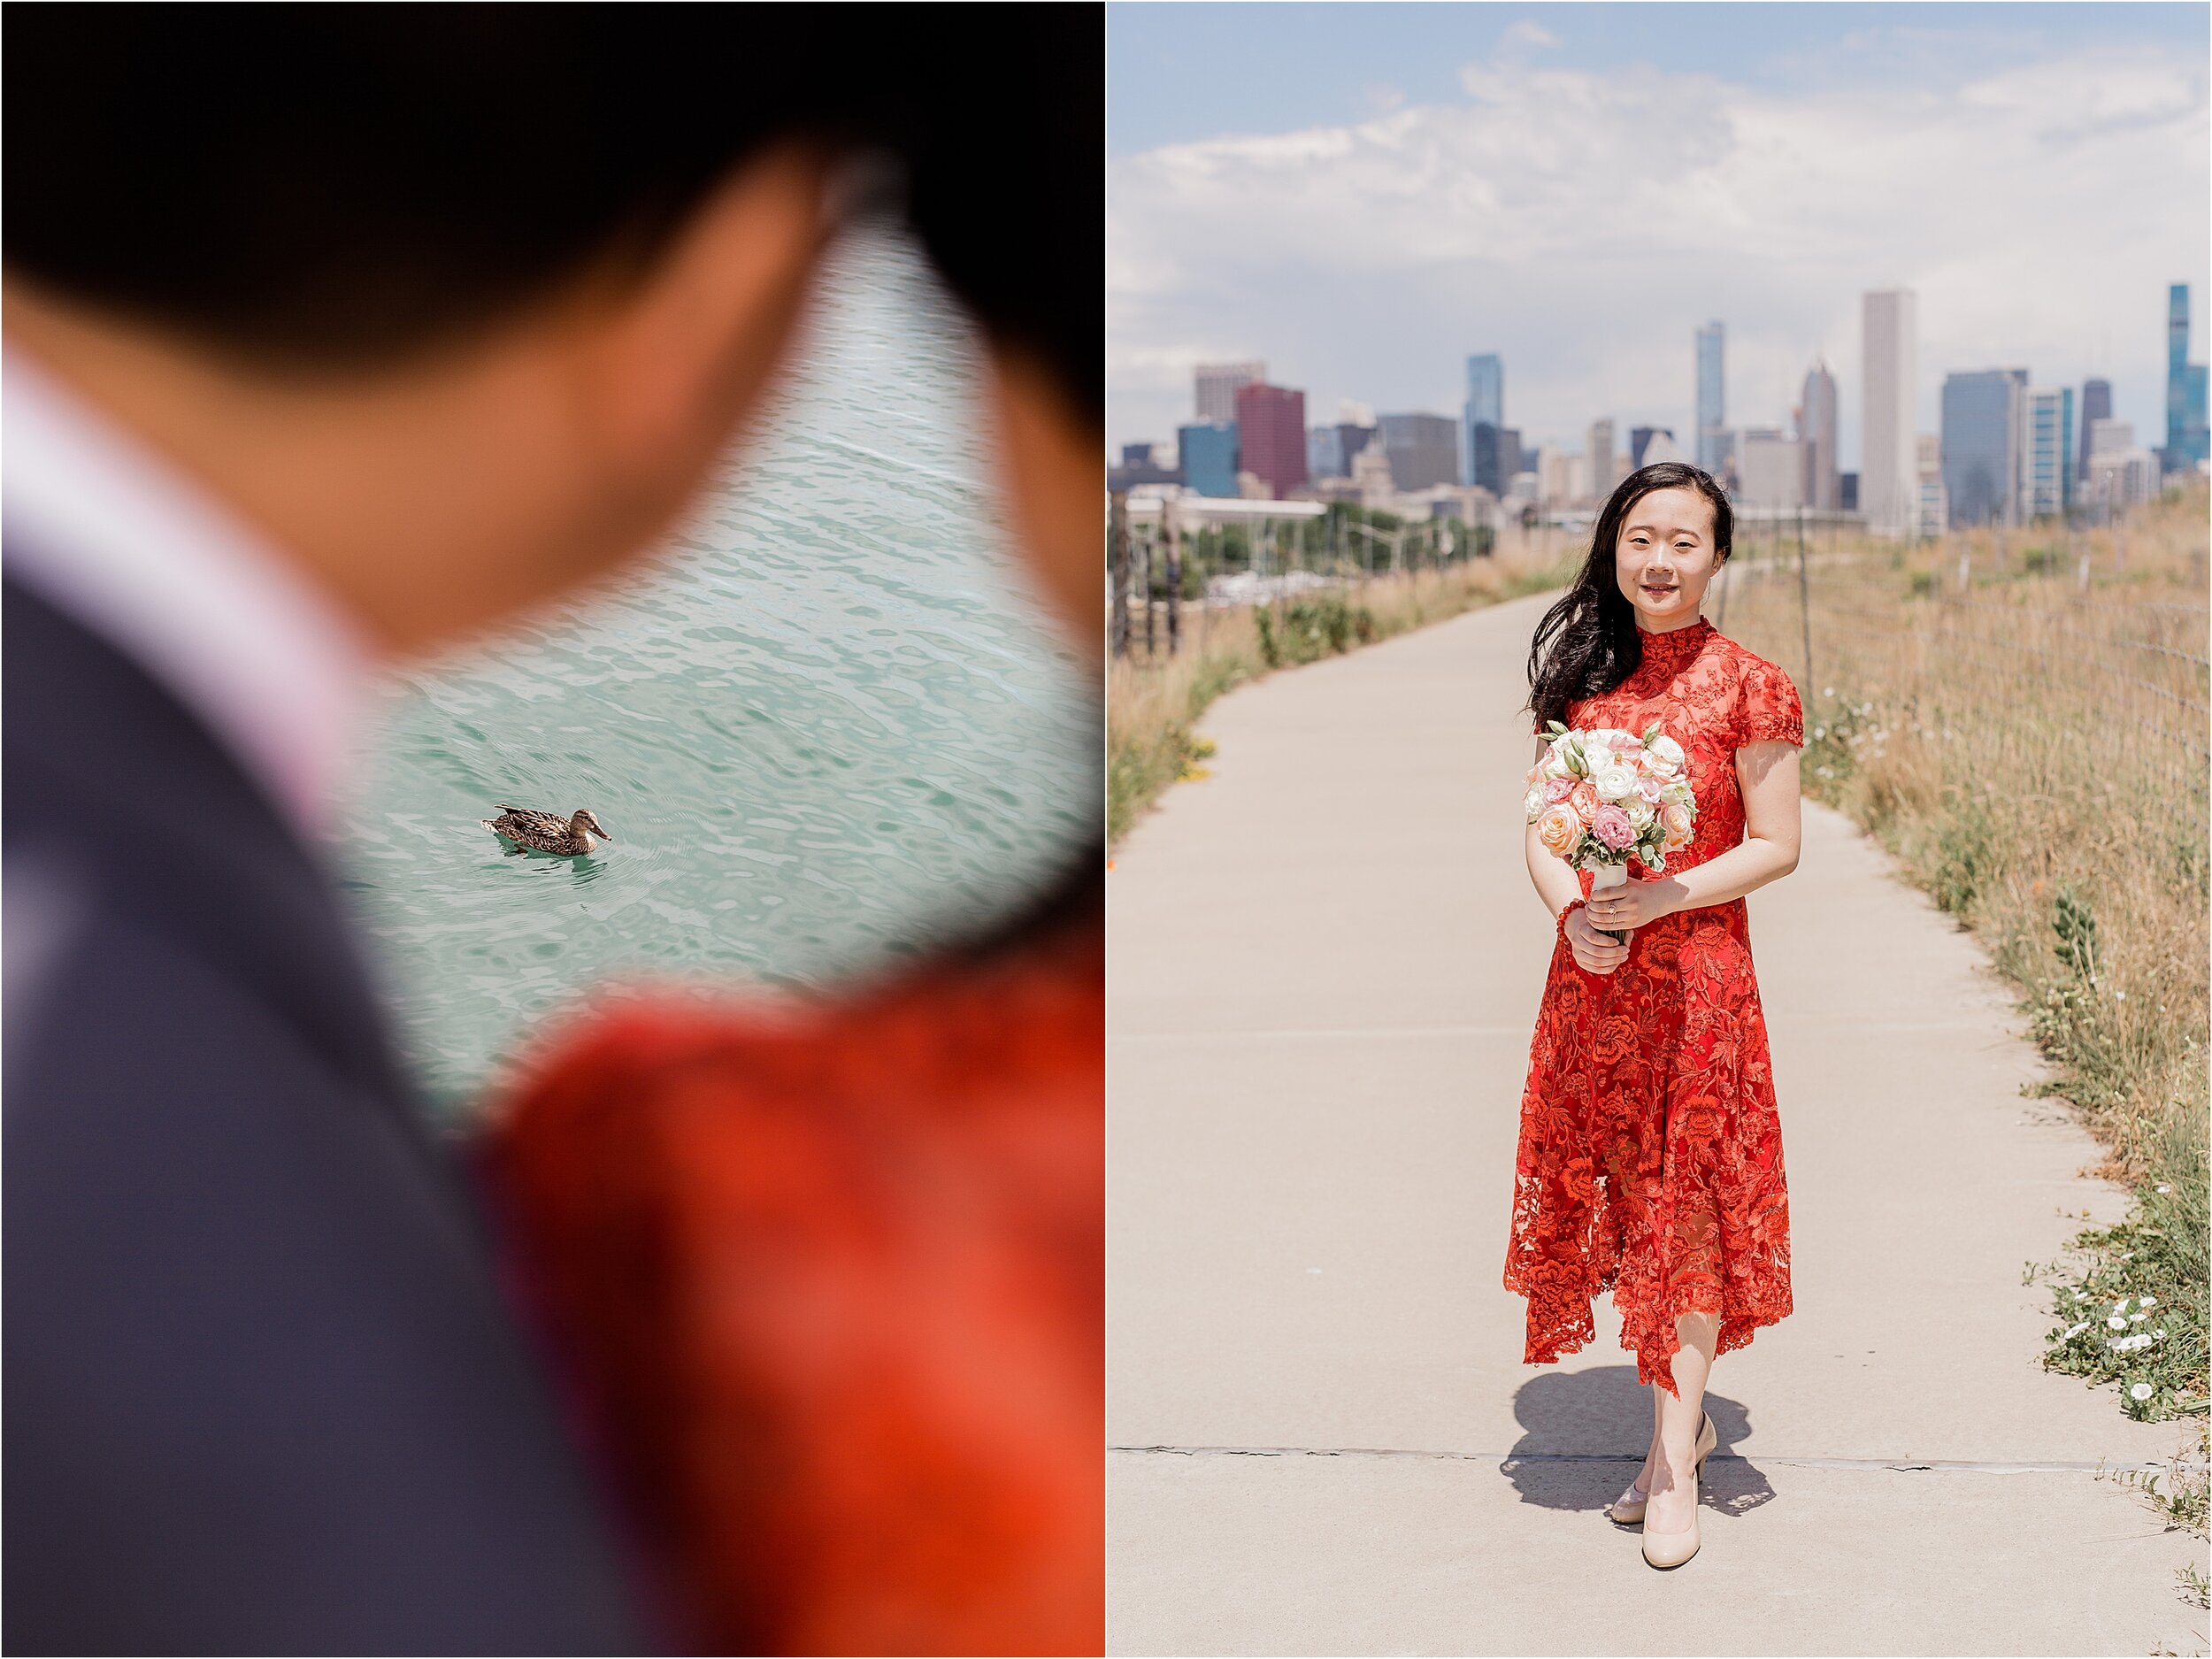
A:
1524,721,1697,942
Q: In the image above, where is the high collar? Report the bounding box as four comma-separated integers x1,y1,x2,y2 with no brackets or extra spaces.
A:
1632,614,1714,672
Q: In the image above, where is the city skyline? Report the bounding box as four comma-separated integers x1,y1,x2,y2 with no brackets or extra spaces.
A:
1107,3,2208,468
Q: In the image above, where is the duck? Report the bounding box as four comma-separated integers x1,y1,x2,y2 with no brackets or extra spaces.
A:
481,805,615,856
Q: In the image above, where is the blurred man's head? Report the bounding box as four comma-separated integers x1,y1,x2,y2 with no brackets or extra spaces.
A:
4,9,1102,658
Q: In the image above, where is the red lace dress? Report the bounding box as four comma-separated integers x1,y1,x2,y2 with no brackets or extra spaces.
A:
1502,616,1804,1396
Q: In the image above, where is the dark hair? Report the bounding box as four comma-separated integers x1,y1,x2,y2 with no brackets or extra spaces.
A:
905,9,1102,431
2,7,1100,421
1524,462,1734,731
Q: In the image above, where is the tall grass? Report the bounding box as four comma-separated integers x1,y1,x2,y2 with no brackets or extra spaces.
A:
1716,485,2209,1545
1108,545,1578,844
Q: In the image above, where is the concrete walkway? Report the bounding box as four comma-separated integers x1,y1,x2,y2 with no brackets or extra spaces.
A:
1107,591,2208,1656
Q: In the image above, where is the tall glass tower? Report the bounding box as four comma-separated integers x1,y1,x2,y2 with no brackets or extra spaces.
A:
2170,283,2210,472
1695,322,1725,472
1463,354,1505,492
2170,284,2189,460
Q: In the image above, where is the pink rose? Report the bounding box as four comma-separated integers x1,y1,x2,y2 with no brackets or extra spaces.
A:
1543,776,1575,804
1591,804,1635,849
1661,803,1694,846
1568,780,1600,824
1636,775,1663,803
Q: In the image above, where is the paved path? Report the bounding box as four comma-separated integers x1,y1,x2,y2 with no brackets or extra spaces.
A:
1107,592,2207,1656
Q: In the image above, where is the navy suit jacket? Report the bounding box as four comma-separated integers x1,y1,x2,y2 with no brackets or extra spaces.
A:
4,576,649,1655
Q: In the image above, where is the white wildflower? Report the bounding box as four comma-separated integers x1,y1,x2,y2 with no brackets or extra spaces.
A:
2139,1296,2157,1309
2062,1322,2091,1340
2156,1184,2172,1194
2108,1315,2128,1330
2130,1383,2154,1402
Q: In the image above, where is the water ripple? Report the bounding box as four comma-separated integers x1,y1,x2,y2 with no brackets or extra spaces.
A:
338,227,1097,1118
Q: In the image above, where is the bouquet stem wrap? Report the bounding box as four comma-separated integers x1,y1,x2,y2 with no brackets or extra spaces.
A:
1588,862,1631,944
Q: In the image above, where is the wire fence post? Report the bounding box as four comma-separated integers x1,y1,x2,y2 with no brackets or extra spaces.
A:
1109,491,1130,660
1141,518,1155,659
1164,498,1181,657
1796,505,1814,697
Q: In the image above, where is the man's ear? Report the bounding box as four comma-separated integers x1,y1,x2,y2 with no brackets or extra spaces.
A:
982,346,1104,667
576,142,834,513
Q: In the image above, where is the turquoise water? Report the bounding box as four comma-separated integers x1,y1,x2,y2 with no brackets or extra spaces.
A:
338,228,1098,1116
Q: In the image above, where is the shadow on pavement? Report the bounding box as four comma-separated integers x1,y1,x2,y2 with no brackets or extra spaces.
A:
1501,1364,1778,1517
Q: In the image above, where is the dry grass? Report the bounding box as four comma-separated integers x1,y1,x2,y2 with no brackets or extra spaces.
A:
1108,541,1578,845
1716,484,2209,1533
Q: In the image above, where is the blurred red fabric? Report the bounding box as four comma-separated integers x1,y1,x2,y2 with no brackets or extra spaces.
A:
480,895,1102,1655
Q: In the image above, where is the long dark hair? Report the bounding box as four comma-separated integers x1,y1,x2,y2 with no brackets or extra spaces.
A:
1525,461,1734,730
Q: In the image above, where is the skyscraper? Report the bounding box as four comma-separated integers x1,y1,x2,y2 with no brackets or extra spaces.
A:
1800,359,1839,511
2169,284,2189,463
2020,386,2074,518
1587,419,1616,498
1463,354,1506,493
1863,290,1918,535
1737,429,1803,509
1695,322,1726,471
1307,426,1346,481
1233,381,1307,498
1940,369,2026,526
2170,284,2210,472
2078,379,2111,480
1336,419,1378,477
1379,412,1460,491
1630,426,1676,470
1194,361,1264,426
1177,422,1240,499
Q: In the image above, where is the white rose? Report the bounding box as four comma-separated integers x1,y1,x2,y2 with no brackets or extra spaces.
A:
1647,734,1686,771
1524,786,1545,818
1625,800,1655,831
1662,780,1694,809
1593,762,1639,803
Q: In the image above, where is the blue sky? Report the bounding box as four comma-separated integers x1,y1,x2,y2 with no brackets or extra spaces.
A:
1108,3,2211,467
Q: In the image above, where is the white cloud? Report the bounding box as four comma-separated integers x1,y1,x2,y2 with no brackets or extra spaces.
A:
1497,19,1560,53
1109,38,2208,465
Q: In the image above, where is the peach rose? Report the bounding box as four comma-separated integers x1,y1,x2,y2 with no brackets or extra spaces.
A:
1661,803,1693,847
1568,780,1600,824
1536,803,1581,858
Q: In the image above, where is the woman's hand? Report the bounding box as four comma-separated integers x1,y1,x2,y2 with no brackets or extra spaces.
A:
1583,875,1680,936
1563,905,1630,975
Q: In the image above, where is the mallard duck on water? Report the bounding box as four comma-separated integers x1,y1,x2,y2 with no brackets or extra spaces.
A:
481,805,614,856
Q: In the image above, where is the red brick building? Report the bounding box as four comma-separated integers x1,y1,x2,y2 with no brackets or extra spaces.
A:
1233,381,1308,499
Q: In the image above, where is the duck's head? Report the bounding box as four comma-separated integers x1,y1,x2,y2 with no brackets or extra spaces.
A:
570,809,613,845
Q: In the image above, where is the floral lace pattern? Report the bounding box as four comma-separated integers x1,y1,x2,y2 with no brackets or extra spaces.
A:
1502,617,1805,1396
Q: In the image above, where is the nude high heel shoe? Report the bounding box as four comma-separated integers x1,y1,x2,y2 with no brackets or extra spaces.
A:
1608,1411,1713,1526
1640,1449,1705,1569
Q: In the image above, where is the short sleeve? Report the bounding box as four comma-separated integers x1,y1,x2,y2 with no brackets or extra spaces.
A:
1739,656,1804,748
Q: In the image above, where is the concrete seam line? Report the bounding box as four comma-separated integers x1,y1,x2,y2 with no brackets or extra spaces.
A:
1108,1446,2208,1475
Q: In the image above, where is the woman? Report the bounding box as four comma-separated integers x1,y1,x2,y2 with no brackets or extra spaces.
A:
1502,461,1805,1571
